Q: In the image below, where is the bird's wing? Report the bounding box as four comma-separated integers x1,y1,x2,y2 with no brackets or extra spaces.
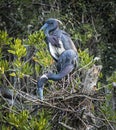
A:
61,31,77,52
47,49,78,81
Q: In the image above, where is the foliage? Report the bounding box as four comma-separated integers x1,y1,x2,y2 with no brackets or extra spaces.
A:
78,48,94,68
24,31,53,67
2,109,51,130
72,23,94,46
0,31,9,75
0,0,116,129
100,72,116,121
0,30,52,129
0,31,12,46
0,31,12,75
7,38,32,78
0,30,52,79
0,60,9,74
8,38,27,59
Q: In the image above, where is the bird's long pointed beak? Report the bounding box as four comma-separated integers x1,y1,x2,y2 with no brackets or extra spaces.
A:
40,23,48,31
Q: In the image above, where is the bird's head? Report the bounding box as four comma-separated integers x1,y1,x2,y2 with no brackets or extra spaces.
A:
37,74,48,100
40,18,62,35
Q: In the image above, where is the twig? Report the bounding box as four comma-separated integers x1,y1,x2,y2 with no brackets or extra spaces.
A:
91,15,101,41
78,60,93,72
63,94,105,101
32,2,57,8
2,105,19,114
98,108,115,130
59,122,76,130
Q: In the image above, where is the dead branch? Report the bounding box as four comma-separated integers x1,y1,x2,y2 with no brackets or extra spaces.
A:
59,122,76,130
82,65,102,95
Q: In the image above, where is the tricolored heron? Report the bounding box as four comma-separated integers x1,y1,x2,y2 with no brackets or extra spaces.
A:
38,18,78,100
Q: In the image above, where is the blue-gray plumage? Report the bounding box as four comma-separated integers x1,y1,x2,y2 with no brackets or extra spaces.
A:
40,18,77,61
38,18,78,100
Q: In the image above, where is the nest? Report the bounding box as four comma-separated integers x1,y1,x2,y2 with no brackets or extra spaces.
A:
1,65,115,130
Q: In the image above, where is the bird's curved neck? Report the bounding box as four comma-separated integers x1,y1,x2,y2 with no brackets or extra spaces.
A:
47,64,74,81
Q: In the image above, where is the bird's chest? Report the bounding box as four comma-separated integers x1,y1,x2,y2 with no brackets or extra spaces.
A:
48,40,65,60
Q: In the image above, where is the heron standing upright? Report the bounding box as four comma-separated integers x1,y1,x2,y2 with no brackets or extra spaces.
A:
38,18,78,100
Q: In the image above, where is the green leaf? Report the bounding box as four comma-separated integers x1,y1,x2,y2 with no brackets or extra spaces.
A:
8,50,16,55
0,30,12,46
0,60,9,74
9,72,16,77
